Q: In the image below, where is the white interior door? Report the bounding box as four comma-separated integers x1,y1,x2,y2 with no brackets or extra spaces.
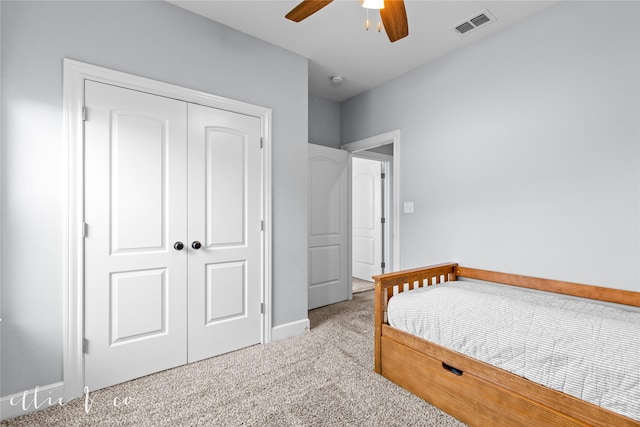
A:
84,81,264,390
84,81,188,390
187,103,263,362
308,144,349,309
352,157,383,281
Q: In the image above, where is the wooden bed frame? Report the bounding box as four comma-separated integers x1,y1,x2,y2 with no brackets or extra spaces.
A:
373,263,640,427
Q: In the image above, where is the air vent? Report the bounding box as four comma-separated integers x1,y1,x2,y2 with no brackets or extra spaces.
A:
452,9,496,35
455,22,475,35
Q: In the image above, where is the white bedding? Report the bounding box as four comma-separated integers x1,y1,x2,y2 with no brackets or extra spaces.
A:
387,280,640,421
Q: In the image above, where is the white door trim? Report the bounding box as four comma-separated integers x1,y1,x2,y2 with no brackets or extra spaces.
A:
341,130,400,272
62,59,272,399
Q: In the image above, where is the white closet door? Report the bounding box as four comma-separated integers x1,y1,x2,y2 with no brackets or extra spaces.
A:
308,144,349,309
352,157,382,281
84,81,188,391
186,103,263,362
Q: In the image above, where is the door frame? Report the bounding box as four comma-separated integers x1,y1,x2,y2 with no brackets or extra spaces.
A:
342,130,400,273
62,59,272,399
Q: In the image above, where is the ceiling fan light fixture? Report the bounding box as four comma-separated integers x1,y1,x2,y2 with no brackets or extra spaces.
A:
285,0,408,43
362,0,384,10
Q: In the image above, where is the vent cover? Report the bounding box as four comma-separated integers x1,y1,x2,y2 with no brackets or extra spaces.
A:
452,10,496,35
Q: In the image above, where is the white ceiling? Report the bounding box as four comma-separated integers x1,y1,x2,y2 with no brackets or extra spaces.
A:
168,0,558,102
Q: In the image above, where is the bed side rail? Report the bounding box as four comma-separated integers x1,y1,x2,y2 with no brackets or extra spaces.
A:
457,266,640,307
373,262,458,373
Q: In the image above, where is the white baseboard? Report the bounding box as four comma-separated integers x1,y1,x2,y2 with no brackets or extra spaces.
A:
1,382,65,421
270,317,310,341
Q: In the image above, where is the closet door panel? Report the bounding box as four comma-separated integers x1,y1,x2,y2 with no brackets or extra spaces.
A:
84,80,188,391
187,103,263,363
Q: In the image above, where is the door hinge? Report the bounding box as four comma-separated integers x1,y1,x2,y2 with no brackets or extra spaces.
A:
82,222,88,238
83,338,89,354
381,172,386,179
381,262,386,269
260,137,264,149
381,217,386,224
261,220,264,231
261,302,264,314
82,106,87,122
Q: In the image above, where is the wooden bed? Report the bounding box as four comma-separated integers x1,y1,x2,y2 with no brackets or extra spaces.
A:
373,263,640,427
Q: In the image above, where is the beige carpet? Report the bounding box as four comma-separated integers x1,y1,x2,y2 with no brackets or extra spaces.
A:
352,277,375,293
2,291,465,427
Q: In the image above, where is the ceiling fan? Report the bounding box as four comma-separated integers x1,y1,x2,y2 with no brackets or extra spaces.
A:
285,0,409,43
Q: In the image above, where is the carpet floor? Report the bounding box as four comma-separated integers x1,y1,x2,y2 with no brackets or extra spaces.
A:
2,291,465,427
352,277,375,293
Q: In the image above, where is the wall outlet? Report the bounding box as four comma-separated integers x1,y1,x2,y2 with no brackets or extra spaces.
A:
403,201,414,214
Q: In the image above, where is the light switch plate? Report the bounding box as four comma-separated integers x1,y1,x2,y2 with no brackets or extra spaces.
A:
404,201,414,214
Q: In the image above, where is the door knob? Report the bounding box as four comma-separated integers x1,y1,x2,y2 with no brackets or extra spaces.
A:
191,241,202,250
174,242,184,251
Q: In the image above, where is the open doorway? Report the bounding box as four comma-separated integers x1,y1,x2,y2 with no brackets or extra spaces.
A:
351,151,392,293
352,157,384,281
342,131,399,294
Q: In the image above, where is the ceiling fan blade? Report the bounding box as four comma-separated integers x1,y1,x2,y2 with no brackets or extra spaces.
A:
380,0,409,42
285,0,334,22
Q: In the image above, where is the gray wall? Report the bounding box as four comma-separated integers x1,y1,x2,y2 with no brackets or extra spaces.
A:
0,1,308,396
342,1,640,291
309,95,341,148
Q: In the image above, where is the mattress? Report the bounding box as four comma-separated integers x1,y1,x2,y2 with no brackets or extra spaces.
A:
387,280,640,421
